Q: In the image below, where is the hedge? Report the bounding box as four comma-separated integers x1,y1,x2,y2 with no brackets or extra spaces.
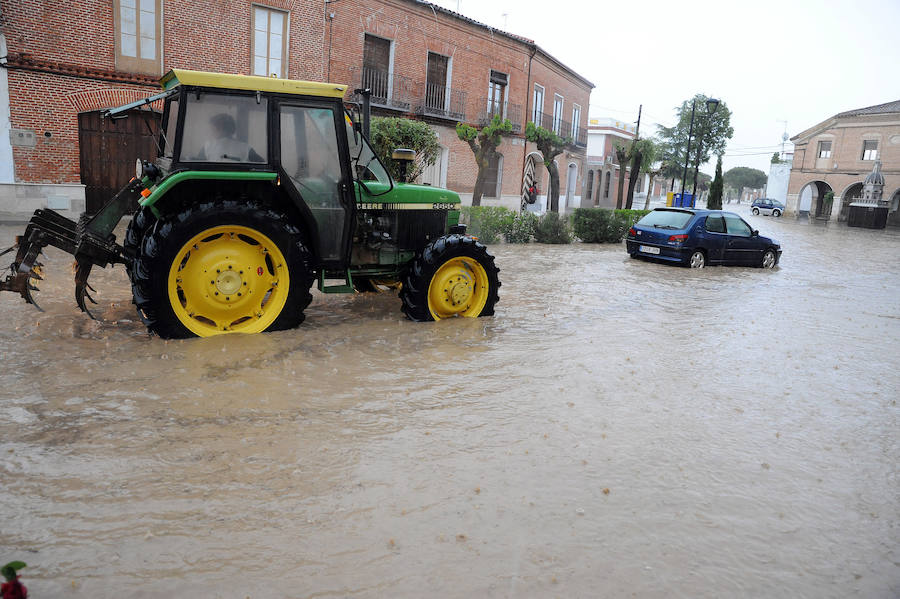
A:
572,208,651,243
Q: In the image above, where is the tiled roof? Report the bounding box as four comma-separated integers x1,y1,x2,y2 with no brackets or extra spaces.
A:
834,99,900,118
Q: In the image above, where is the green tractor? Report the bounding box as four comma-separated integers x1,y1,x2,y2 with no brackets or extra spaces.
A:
0,70,500,338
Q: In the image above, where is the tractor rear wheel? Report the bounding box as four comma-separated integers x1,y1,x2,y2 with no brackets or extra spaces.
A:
131,200,313,338
400,235,500,321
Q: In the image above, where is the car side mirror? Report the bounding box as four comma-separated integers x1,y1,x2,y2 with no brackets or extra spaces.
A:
751,230,759,237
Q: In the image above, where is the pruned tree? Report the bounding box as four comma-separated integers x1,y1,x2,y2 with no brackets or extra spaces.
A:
456,114,514,206
708,154,724,210
370,117,440,183
626,138,659,210
723,166,767,196
525,121,569,212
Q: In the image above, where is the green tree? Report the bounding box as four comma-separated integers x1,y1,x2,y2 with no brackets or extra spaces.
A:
723,166,767,195
656,94,734,192
456,114,514,206
708,155,724,210
771,152,782,164
525,121,570,212
370,117,440,183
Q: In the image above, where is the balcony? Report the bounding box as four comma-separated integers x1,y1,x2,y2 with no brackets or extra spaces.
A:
415,82,467,122
349,67,414,112
476,99,522,133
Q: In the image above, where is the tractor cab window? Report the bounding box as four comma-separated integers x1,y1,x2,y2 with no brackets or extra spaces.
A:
161,96,179,158
179,92,268,163
345,116,391,186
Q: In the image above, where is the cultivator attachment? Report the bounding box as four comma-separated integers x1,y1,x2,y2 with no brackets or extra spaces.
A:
1,178,146,317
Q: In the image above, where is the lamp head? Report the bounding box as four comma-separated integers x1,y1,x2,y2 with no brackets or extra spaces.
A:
706,98,720,114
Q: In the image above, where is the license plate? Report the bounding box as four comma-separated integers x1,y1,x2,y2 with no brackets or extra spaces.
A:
639,245,660,255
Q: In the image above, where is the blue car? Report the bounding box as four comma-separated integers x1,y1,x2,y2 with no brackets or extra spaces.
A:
625,208,782,268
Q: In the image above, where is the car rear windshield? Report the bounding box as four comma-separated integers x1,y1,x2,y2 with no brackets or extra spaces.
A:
636,210,693,230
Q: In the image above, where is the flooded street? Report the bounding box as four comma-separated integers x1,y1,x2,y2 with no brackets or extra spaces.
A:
1,205,898,598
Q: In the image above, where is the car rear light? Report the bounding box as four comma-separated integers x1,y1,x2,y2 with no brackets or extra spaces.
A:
668,234,688,242
628,227,636,236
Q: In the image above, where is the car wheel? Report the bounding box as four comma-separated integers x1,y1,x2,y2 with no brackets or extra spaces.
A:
761,249,777,269
687,250,706,269
772,209,781,217
752,208,759,215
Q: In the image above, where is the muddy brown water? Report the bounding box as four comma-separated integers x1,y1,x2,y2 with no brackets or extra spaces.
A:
1,205,898,598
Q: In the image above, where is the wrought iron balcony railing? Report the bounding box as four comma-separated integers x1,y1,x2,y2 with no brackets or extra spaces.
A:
476,99,523,133
416,82,467,121
349,66,414,112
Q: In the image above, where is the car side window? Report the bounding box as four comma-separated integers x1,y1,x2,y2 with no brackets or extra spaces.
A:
724,215,752,237
705,215,725,233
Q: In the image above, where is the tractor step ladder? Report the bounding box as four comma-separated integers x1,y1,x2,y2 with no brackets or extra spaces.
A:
318,269,355,294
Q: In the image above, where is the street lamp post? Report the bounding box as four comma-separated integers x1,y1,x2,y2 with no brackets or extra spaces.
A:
691,98,720,201
679,97,720,206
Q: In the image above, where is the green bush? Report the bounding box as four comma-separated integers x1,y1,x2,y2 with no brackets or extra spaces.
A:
533,211,572,244
502,211,537,243
572,208,650,243
460,206,512,244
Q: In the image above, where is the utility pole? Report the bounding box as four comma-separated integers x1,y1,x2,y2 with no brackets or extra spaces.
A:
634,104,642,140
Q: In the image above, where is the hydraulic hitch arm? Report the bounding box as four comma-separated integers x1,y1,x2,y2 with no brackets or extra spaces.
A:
1,177,147,316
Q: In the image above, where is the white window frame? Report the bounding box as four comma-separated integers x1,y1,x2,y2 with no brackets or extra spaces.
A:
487,70,509,119
861,140,878,161
572,104,581,139
553,94,564,135
114,0,162,75
252,4,290,79
817,140,832,159
533,84,545,124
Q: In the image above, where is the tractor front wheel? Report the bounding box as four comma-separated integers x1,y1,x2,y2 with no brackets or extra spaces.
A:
131,201,313,338
400,235,500,321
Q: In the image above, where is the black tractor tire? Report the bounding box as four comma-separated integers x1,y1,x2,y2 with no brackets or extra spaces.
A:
131,200,314,338
400,234,500,322
124,207,157,279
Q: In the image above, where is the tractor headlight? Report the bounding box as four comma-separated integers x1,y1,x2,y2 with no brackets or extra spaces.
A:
136,158,144,179
135,159,160,181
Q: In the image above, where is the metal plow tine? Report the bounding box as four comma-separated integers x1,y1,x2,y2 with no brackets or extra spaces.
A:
22,282,44,312
74,260,98,319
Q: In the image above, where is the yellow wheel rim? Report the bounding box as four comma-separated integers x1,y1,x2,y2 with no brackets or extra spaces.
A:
167,225,290,337
426,256,489,320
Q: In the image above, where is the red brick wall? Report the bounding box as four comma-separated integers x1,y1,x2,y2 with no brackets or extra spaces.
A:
1,0,324,184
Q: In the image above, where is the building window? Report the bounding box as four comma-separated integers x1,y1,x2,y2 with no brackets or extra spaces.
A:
586,169,594,200
553,94,564,134
114,0,161,75
363,34,392,102
604,171,611,198
861,140,878,160
487,70,508,120
426,52,450,112
252,5,288,78
571,104,581,139
817,140,832,158
533,84,544,125
483,153,503,198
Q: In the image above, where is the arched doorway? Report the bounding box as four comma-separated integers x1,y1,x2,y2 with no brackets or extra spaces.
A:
566,163,578,209
522,152,547,212
585,169,594,205
799,180,833,220
838,182,863,222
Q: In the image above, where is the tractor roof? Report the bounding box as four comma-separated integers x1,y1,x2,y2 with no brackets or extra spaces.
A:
160,69,348,99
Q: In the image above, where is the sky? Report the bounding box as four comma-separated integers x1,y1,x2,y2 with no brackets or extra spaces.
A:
431,0,900,177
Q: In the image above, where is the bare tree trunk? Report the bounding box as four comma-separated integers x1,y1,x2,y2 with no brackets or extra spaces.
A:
625,150,642,210
615,147,628,209
471,162,486,206
547,160,560,212
644,173,657,210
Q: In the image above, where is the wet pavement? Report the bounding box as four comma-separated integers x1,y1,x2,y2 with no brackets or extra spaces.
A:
1,204,898,598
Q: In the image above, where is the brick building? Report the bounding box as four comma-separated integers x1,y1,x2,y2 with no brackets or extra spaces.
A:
0,0,592,220
787,99,900,225
325,0,592,212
